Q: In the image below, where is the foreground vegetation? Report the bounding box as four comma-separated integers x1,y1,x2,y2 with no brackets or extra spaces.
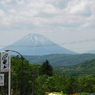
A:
0,57,95,95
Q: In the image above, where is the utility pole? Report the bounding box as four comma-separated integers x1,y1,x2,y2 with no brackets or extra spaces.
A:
8,51,11,95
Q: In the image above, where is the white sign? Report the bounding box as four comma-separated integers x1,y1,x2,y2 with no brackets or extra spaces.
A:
0,74,4,86
0,52,9,72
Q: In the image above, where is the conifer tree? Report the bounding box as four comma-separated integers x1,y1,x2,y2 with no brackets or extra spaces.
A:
41,60,53,76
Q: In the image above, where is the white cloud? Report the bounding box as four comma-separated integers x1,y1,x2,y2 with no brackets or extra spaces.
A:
0,0,95,29
65,0,94,16
0,0,24,5
8,9,17,14
0,0,17,5
0,9,5,16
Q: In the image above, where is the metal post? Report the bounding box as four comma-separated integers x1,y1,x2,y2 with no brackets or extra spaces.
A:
6,51,11,95
5,50,24,95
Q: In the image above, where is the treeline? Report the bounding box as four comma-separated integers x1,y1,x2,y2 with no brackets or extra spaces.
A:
0,57,95,95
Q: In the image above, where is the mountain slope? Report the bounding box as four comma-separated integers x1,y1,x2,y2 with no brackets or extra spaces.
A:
0,33,76,55
54,58,95,77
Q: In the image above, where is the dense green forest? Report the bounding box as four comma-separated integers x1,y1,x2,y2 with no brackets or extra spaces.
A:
0,56,95,95
24,53,95,66
54,58,95,77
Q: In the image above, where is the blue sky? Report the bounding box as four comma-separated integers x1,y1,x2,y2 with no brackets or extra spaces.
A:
0,0,95,53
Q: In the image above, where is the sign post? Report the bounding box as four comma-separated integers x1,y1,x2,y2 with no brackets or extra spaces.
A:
0,51,11,95
0,74,4,86
0,52,9,72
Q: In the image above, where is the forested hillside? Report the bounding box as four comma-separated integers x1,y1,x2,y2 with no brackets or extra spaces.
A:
1,57,95,95
54,58,95,77
24,53,95,66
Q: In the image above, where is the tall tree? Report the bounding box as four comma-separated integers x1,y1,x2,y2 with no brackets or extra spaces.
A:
41,60,53,76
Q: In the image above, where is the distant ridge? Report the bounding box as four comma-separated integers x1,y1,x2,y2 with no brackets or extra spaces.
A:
24,53,95,66
0,33,77,55
86,50,95,54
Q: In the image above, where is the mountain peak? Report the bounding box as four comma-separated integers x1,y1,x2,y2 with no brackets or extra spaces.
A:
25,33,42,37
21,33,43,41
19,33,52,46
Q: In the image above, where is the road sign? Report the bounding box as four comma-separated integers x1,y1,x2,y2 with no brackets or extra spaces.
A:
0,51,9,72
0,74,4,86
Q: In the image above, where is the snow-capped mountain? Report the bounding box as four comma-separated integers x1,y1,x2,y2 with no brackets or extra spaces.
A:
0,33,77,55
